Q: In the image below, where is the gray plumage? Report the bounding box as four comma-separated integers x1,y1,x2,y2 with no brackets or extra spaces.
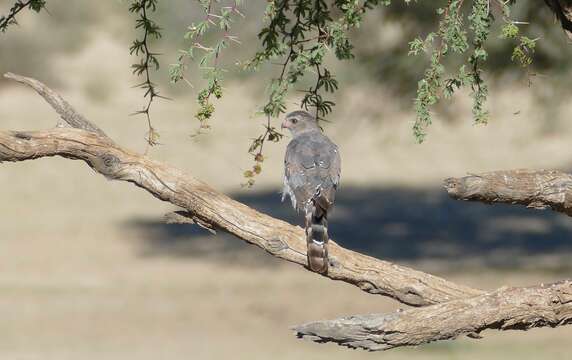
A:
281,110,341,274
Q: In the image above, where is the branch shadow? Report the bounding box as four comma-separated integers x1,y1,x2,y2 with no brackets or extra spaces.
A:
126,186,572,273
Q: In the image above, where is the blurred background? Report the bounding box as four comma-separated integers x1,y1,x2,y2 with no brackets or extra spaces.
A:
2,1,572,359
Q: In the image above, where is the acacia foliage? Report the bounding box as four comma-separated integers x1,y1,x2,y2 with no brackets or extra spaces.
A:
0,0,554,181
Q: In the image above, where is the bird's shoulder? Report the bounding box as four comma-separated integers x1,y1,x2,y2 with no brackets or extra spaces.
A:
286,130,338,157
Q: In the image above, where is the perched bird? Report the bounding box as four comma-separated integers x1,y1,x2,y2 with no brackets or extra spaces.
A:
281,110,341,274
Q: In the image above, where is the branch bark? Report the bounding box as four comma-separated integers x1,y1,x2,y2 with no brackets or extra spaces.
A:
444,169,572,216
295,280,572,351
0,72,482,307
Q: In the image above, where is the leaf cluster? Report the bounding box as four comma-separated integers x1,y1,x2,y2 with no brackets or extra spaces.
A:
239,0,393,183
408,0,539,142
170,0,244,132
0,0,548,183
0,0,46,32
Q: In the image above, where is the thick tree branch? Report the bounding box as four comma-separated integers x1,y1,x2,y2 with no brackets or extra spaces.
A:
5,73,572,352
444,169,572,216
0,73,483,307
295,280,572,351
0,127,482,306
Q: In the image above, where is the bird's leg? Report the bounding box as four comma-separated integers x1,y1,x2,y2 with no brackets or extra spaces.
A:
322,217,329,242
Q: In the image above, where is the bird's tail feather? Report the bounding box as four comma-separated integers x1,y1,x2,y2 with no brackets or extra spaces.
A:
305,205,329,274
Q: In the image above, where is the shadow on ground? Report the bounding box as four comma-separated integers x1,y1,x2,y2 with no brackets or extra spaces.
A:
127,186,572,272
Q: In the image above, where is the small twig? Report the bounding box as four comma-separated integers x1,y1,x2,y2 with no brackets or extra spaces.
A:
0,0,40,32
129,0,162,146
3,72,108,137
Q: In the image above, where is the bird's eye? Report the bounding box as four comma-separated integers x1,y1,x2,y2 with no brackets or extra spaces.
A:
291,118,298,124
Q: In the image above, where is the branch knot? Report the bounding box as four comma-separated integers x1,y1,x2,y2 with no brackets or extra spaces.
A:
92,153,121,176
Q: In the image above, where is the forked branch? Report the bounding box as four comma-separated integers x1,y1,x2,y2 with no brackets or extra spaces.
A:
0,72,482,308
2,73,572,352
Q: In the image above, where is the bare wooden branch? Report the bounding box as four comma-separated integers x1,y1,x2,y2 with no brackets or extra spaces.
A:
444,169,572,216
295,280,572,351
0,127,482,306
0,73,484,307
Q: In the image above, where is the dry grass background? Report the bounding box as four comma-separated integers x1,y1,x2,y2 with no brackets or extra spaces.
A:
2,3,572,359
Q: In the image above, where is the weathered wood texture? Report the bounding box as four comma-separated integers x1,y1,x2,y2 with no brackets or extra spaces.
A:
444,170,572,216
0,73,482,307
295,280,572,351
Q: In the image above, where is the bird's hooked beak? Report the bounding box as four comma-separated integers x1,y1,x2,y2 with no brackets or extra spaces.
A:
281,119,289,130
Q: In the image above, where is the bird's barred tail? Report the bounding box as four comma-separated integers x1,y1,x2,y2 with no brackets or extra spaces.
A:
305,205,329,274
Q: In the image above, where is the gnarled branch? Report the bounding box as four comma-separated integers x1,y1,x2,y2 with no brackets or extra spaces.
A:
295,280,572,351
0,127,485,306
444,169,572,216
0,72,482,308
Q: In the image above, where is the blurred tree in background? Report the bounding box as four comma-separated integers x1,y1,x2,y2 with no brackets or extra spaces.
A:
1,0,572,184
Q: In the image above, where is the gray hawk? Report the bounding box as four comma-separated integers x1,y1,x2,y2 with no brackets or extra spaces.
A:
281,110,341,274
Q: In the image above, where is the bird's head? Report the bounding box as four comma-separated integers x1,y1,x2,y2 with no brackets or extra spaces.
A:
281,110,319,136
